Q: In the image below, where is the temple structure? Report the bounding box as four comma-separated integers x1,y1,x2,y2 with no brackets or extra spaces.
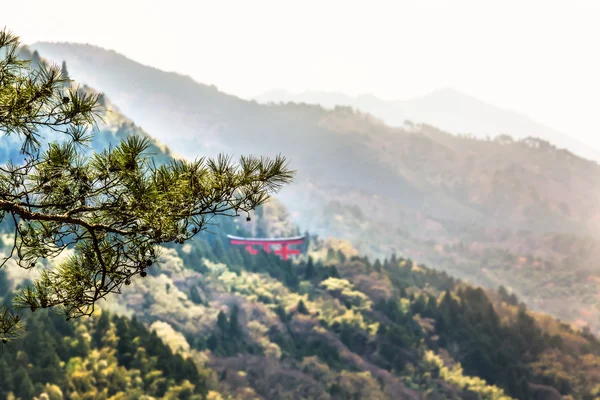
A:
226,234,306,260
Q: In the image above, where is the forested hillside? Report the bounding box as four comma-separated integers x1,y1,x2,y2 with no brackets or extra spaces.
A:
0,307,207,399
254,88,600,163
28,43,600,333
2,208,600,399
0,41,597,400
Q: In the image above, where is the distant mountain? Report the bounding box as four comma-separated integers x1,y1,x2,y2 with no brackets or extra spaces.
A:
29,42,600,235
29,42,600,333
2,41,598,400
255,88,600,163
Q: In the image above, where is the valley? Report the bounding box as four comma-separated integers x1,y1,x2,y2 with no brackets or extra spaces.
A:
0,36,598,400
29,42,600,333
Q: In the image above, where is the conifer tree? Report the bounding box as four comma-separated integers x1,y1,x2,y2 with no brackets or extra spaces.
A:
216,311,228,332
31,50,41,69
229,304,241,336
212,237,229,264
0,359,13,395
0,269,9,297
0,29,294,342
15,369,35,399
92,311,111,347
60,60,69,80
373,259,382,272
188,286,203,305
304,257,315,280
297,299,309,315
326,248,336,261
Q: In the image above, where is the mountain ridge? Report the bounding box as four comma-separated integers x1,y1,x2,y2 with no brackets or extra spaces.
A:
0,39,597,400
28,41,600,335
255,87,600,164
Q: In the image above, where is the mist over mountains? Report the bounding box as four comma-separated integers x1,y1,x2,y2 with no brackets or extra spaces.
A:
0,37,596,400
29,42,600,334
0,0,598,394
255,88,600,164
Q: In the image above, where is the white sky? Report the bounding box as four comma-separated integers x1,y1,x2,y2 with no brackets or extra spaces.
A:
3,0,600,149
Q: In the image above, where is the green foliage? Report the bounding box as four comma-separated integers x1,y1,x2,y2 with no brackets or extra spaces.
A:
188,285,203,305
271,325,343,369
30,50,41,69
304,257,315,280
4,38,599,400
296,299,309,315
0,310,207,399
60,60,69,80
498,285,520,306
3,214,600,399
433,289,527,397
206,305,256,357
192,235,600,399
31,39,600,341
0,267,9,296
424,351,513,400
0,30,294,341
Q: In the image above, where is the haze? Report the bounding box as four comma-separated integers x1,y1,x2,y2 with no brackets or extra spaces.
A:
4,0,600,150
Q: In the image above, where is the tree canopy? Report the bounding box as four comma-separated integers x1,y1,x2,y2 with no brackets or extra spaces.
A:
0,29,294,342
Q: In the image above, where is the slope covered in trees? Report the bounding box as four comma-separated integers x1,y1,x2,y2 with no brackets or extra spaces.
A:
4,209,599,399
0,37,293,344
29,42,600,333
0,309,208,400
0,40,597,399
254,88,600,163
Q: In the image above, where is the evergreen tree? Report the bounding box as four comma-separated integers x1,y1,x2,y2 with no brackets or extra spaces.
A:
0,268,10,297
216,311,228,333
189,286,203,305
14,368,35,399
425,295,437,318
498,285,509,298
326,248,336,261
0,358,13,396
399,287,408,298
115,317,136,367
31,50,41,69
60,60,69,80
93,311,111,347
304,257,316,280
274,305,289,323
212,238,229,264
0,30,293,341
228,245,244,269
373,259,382,272
206,333,218,351
229,304,241,336
297,299,309,315
302,230,310,253
330,266,340,278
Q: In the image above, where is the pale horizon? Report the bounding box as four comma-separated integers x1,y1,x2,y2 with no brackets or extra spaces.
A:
3,0,600,150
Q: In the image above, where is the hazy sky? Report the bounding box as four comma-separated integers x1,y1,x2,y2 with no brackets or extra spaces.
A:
3,0,600,149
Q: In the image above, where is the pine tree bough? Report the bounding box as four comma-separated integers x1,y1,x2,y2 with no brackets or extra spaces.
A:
0,29,294,342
